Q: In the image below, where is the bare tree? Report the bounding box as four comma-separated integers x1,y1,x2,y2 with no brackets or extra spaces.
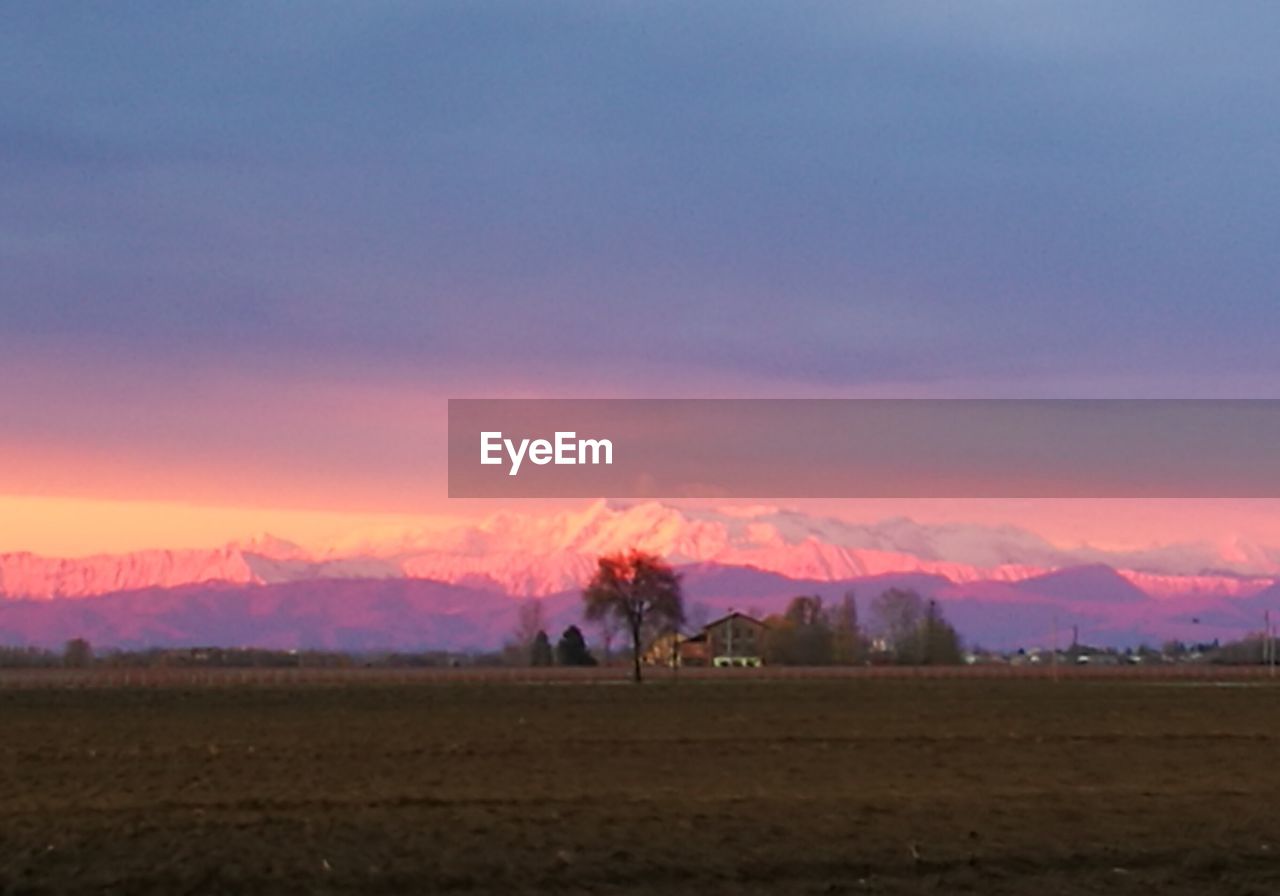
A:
501,600,552,666
870,588,926,663
767,595,834,665
785,595,826,627
832,590,866,665
514,600,547,647
596,613,620,666
869,589,963,665
921,599,963,665
583,550,684,683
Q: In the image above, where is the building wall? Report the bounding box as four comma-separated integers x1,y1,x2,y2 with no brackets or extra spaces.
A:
678,641,709,666
706,616,765,661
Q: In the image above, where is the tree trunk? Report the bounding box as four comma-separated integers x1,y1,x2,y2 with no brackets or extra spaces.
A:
631,623,643,683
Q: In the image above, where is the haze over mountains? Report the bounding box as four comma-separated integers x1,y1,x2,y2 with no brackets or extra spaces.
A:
2,501,1279,651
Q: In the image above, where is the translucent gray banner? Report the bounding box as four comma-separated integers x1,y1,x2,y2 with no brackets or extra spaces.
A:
448,399,1280,498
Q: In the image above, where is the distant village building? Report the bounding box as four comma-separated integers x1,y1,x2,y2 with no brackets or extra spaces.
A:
643,611,767,668
642,631,696,667
705,612,766,667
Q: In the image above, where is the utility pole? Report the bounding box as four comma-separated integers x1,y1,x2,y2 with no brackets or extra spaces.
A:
725,609,734,667
925,600,936,666
1051,616,1059,683
1267,610,1275,678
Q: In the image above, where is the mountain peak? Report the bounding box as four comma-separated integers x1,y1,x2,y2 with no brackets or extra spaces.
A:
3,502,1279,603
1015,564,1150,603
227,533,310,561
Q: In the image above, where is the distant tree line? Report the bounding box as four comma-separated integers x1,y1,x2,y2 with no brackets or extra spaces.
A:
763,588,964,666
763,593,863,665
7,557,1271,673
1211,633,1276,666
0,639,99,669
0,641,479,669
507,599,601,669
0,646,63,668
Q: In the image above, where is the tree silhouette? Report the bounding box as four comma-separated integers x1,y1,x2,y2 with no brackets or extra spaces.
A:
556,625,597,666
530,630,554,667
63,638,92,668
766,595,835,665
832,590,866,665
869,589,963,665
870,588,926,663
583,550,684,683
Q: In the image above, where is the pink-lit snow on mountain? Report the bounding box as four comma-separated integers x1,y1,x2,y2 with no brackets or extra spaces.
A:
1,500,1276,600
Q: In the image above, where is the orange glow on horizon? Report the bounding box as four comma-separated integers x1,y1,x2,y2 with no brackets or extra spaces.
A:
3,492,1280,559
0,495,464,557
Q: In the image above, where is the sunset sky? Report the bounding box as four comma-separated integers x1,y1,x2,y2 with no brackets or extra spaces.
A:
4,3,1280,555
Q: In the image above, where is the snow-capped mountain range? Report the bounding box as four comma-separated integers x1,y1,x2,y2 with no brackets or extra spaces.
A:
2,500,1276,600
2,500,1279,650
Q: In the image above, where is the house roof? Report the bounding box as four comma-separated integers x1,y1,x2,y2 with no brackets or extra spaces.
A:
702,611,768,631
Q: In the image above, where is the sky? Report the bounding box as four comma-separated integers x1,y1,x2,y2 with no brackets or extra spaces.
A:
3,3,1280,552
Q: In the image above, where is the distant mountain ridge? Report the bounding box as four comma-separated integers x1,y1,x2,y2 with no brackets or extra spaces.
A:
2,501,1278,651
2,500,1275,600
1,561,1278,652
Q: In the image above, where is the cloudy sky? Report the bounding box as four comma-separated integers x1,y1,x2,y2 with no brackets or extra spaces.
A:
3,3,1278,549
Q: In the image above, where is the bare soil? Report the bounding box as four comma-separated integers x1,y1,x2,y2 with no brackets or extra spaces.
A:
2,678,1279,894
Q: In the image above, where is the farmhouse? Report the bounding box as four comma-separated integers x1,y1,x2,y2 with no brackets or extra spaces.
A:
704,612,766,666
644,612,768,668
